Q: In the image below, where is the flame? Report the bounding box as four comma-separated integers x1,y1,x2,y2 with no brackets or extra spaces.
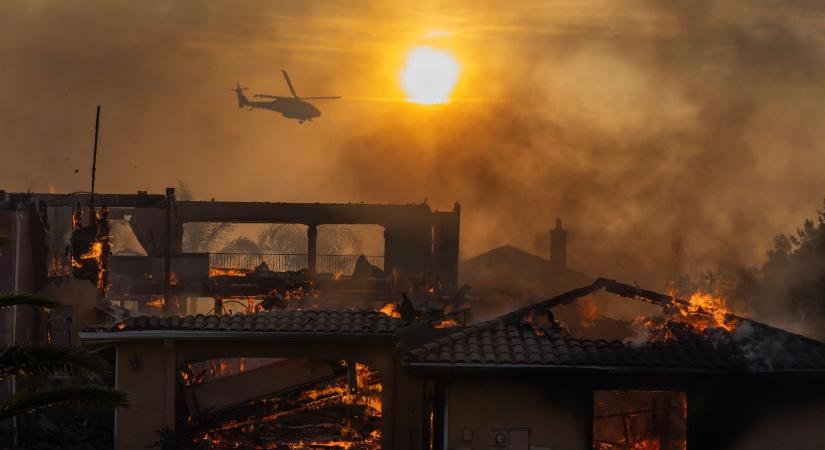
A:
643,289,737,342
378,303,401,318
209,267,247,277
432,318,458,328
666,290,736,334
146,296,165,309
116,322,126,330
78,240,109,294
81,241,103,259
579,296,599,328
632,438,661,450
169,272,179,285
191,364,383,449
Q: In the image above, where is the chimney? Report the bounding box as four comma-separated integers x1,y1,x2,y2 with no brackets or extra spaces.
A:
550,218,567,271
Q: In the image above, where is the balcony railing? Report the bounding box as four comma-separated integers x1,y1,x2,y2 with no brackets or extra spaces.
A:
317,254,385,275
209,253,384,276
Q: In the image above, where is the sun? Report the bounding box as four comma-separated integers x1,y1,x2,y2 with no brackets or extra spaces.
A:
400,46,460,105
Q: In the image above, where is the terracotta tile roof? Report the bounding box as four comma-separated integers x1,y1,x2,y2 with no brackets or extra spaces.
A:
405,279,825,373
87,309,404,335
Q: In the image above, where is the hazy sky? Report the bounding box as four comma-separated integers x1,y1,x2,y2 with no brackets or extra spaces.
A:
3,0,825,288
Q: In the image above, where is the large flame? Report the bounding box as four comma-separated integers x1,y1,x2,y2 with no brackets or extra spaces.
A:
669,290,736,334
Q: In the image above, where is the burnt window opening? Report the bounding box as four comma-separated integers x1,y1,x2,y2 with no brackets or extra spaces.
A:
178,358,383,449
593,390,686,450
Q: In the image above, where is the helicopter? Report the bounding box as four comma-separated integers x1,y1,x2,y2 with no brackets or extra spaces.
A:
234,70,340,124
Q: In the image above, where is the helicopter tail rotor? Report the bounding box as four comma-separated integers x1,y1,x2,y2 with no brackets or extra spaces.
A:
233,83,250,108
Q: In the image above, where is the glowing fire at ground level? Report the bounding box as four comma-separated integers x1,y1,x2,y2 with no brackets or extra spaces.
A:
181,361,382,449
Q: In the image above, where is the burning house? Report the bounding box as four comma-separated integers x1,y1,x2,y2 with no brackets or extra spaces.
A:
402,278,825,450
5,188,825,450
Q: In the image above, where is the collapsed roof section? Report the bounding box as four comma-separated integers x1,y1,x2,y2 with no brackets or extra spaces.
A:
81,278,825,374
404,278,825,374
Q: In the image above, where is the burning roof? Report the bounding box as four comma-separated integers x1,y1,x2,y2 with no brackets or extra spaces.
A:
404,278,825,373
81,278,825,374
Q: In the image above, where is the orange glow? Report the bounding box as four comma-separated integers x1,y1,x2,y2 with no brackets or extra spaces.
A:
78,239,109,294
632,438,661,450
209,267,247,277
80,241,102,260
146,296,165,309
580,296,599,327
432,318,458,328
378,303,401,318
682,291,736,332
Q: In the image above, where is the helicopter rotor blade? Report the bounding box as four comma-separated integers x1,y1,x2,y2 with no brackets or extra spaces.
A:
254,94,288,99
297,96,341,100
282,70,298,98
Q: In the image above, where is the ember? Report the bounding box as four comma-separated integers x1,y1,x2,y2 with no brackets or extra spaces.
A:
432,318,459,328
209,267,248,277
378,303,401,318
146,296,165,309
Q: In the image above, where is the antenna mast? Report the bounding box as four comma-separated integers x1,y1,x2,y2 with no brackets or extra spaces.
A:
90,105,100,206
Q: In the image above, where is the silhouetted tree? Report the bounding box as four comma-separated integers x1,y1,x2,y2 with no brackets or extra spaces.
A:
0,293,129,422
750,199,825,334
177,181,234,252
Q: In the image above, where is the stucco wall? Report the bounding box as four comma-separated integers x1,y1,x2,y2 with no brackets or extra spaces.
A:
116,341,177,450
43,277,100,344
728,401,825,450
688,382,825,450
446,378,591,450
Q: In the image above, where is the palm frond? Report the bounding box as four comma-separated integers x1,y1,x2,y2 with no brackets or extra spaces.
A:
0,344,110,380
0,384,129,422
0,293,61,311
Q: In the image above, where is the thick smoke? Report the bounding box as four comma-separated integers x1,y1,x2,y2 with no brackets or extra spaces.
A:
329,1,825,291
3,1,825,328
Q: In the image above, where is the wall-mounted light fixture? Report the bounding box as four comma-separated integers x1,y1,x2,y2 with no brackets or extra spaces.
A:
130,353,141,371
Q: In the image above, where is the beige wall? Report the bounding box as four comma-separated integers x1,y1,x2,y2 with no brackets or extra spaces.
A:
43,277,100,344
446,379,591,450
115,341,177,450
728,401,825,450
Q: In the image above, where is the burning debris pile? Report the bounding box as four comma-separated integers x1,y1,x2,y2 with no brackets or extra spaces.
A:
378,279,470,328
594,391,687,450
179,361,382,450
526,278,742,345
643,289,737,343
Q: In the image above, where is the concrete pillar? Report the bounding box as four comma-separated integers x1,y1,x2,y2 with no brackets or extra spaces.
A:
307,224,318,274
